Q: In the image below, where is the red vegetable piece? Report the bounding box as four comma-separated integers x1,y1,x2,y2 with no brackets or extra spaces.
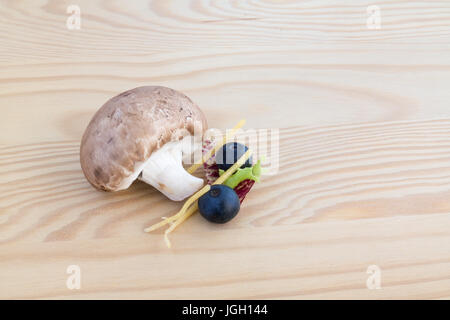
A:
234,179,255,204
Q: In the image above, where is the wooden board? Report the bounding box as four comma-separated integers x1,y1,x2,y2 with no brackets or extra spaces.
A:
1,0,449,299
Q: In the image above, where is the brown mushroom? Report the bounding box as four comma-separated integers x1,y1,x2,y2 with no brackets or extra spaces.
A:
80,86,207,201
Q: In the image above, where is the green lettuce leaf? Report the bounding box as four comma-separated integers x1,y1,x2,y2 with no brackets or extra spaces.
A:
219,159,261,189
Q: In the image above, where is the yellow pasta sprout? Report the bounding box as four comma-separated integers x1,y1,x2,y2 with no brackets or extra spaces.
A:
144,120,251,248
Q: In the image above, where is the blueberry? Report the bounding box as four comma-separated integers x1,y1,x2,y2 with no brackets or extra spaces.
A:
198,185,240,223
215,142,252,171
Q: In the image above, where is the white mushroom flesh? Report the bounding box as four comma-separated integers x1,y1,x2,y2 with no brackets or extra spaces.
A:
138,135,203,201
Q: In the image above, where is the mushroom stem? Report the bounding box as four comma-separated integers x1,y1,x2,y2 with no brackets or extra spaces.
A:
138,136,204,201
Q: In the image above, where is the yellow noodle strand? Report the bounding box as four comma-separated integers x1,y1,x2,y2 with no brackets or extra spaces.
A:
163,150,253,247
145,119,247,233
164,203,198,248
144,149,252,234
145,119,251,247
144,184,210,232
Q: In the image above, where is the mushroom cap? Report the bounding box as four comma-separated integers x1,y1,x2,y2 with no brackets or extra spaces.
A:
80,86,207,191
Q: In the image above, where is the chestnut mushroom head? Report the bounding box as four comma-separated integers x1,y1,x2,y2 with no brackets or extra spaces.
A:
80,86,207,201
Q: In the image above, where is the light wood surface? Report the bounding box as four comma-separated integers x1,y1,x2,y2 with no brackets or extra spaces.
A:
1,0,450,299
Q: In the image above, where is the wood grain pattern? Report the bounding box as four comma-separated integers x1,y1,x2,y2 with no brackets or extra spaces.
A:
1,0,450,299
